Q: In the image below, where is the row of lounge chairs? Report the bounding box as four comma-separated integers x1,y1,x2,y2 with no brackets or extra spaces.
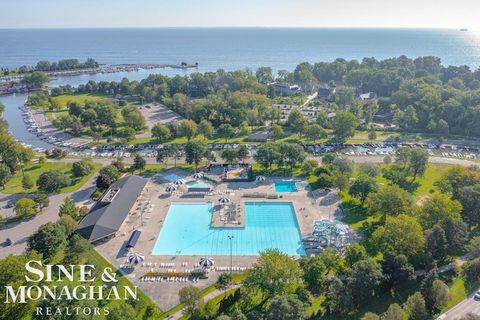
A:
214,266,248,272
140,276,201,283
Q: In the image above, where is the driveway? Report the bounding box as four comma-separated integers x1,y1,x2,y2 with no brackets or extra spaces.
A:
0,174,97,259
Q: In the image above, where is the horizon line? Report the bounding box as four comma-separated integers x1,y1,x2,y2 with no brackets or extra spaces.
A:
0,26,470,31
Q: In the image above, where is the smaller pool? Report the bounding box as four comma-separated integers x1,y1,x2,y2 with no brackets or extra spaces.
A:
275,180,298,192
163,173,185,182
186,180,211,189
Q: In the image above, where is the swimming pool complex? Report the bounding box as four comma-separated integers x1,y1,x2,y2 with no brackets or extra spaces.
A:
274,180,298,192
152,202,305,256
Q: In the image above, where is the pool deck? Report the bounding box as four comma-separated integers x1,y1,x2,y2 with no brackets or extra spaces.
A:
94,177,342,310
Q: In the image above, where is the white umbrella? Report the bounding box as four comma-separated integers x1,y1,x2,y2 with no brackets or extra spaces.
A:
128,252,145,264
256,176,266,182
219,196,230,203
199,257,215,269
192,172,204,179
165,185,177,193
173,179,185,185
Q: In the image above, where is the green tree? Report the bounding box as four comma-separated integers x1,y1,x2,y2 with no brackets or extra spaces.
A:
347,258,383,305
32,192,49,211
305,124,326,142
271,123,284,139
58,215,79,237
256,66,273,83
216,273,232,298
217,123,236,142
64,234,91,264
381,253,415,288
323,277,353,316
0,252,42,320
184,140,208,171
382,303,404,320
418,194,462,229
425,225,448,260
21,71,50,88
21,174,34,190
151,123,171,142
266,294,308,320
99,165,121,181
349,175,378,204
344,243,368,268
59,196,80,220
235,145,249,163
117,127,136,142
359,163,381,177
178,119,198,140
458,184,480,228
197,119,214,138
286,109,308,135
366,184,411,216
106,302,136,320
362,312,380,320
14,198,36,218
36,170,70,193
221,149,237,163
132,153,146,171
244,248,301,297
430,280,451,310
254,142,280,169
372,215,425,261
0,163,12,189
72,160,93,177
299,256,326,293
178,286,203,316
405,292,429,320
27,222,67,259
332,112,359,138
368,129,377,140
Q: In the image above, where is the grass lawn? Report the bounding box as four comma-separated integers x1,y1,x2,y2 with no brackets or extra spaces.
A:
51,93,111,108
2,161,100,194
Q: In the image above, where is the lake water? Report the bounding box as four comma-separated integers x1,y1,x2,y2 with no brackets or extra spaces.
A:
1,28,480,148
1,28,480,71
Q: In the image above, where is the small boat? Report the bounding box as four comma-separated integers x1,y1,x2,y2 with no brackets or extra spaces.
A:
460,28,469,32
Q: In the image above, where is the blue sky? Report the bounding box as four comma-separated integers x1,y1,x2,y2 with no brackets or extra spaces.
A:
1,0,479,29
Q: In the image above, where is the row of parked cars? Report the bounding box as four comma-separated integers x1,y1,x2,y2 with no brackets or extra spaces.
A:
65,141,480,159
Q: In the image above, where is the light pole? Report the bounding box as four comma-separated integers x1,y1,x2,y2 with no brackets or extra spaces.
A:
228,235,234,274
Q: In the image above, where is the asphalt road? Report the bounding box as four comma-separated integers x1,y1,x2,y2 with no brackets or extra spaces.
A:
438,289,480,319
0,174,97,259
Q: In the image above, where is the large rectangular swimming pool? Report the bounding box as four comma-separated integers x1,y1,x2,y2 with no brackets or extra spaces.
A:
152,202,305,256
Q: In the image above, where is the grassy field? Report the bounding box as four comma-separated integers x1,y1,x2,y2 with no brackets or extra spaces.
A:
2,161,100,194
51,93,111,108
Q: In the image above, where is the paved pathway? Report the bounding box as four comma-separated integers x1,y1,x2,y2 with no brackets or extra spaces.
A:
0,174,97,259
169,285,241,319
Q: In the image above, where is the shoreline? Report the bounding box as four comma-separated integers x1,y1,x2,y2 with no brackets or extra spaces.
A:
0,63,198,87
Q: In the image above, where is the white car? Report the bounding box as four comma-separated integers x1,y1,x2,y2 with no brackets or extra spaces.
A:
474,290,480,300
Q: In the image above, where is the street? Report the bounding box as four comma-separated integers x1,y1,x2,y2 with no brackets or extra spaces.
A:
439,290,480,319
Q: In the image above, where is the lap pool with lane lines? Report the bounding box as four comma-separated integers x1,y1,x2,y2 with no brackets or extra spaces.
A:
152,202,305,256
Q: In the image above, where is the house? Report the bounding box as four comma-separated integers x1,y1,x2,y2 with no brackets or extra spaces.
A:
317,87,336,101
271,83,301,96
358,92,377,101
77,175,148,243
247,130,273,142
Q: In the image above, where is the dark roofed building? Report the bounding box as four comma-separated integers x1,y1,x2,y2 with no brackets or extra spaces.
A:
77,175,148,243
247,130,273,142
317,87,336,101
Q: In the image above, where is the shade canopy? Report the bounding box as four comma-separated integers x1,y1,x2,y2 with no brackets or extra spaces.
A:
255,176,266,182
219,196,230,203
173,179,185,185
192,172,204,179
199,257,214,268
165,185,177,192
128,252,145,264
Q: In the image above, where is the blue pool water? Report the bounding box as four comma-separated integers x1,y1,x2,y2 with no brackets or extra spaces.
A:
163,173,185,182
152,202,305,256
186,180,211,189
275,180,298,192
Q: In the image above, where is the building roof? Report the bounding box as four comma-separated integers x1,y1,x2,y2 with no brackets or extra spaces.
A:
77,175,148,243
247,130,272,142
